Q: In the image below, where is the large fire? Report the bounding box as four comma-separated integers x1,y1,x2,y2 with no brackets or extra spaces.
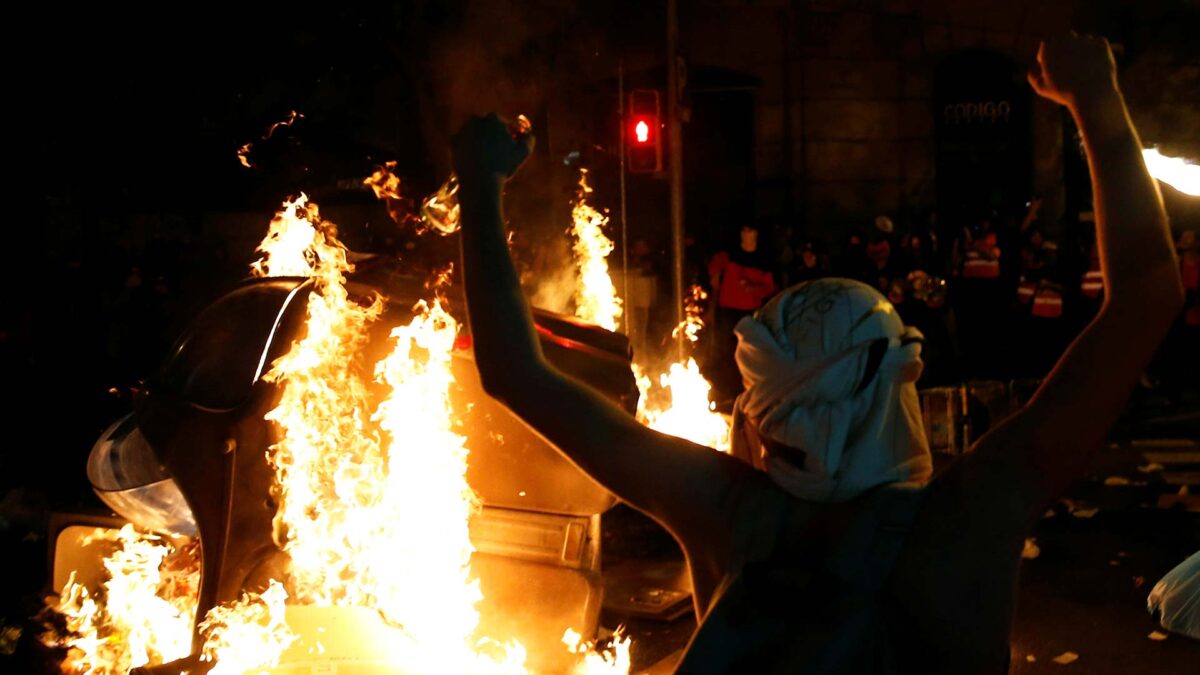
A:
45,189,630,673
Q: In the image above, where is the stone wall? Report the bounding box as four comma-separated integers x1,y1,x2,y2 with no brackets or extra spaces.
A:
683,0,1198,240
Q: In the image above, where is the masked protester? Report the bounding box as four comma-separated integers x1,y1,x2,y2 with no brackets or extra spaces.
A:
453,33,1183,674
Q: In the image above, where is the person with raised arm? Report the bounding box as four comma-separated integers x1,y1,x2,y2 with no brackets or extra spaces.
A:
453,32,1183,674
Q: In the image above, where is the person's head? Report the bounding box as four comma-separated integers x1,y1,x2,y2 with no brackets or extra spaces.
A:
739,224,760,252
732,278,930,502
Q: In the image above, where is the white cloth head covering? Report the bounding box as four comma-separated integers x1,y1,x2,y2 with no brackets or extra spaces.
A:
733,278,931,502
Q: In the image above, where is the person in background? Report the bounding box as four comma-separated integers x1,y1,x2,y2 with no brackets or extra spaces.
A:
707,223,778,400
1178,230,1200,327
790,240,828,283
863,215,902,294
833,229,868,279
952,211,1011,379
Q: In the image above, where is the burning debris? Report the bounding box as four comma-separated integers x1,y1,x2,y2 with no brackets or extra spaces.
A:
43,526,198,674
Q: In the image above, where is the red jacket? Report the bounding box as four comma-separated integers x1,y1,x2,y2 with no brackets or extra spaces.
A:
709,251,778,311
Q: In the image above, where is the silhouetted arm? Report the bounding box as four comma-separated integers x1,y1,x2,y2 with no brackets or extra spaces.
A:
453,115,757,561
997,34,1184,505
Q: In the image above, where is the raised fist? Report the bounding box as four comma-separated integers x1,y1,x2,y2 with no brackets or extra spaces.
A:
451,113,535,186
1027,32,1119,108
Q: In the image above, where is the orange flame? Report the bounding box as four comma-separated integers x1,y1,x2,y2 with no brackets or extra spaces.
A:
48,190,632,674
570,169,622,331
236,110,304,169
635,359,732,453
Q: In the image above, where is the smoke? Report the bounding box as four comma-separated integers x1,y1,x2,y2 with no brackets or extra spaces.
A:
527,235,577,314
410,0,570,176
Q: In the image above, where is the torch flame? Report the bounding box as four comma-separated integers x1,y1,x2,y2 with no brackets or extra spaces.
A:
1143,147,1200,196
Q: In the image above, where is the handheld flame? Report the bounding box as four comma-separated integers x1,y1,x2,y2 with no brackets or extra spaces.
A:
1143,147,1200,196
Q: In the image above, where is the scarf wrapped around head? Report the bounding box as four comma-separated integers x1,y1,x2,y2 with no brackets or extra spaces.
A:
733,279,931,502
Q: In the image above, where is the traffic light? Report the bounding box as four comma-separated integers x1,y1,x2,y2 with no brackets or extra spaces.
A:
627,89,662,173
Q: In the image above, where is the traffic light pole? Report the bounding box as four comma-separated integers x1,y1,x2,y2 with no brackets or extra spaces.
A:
667,0,686,360
618,61,630,336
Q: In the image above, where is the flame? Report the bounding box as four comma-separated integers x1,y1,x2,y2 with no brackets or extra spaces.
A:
250,194,355,280
563,173,729,453
43,526,198,674
200,581,296,675
570,169,622,331
1143,147,1200,196
671,285,708,344
237,143,254,169
635,359,732,453
50,186,633,673
421,174,462,235
235,110,304,170
562,628,632,675
264,110,304,139
364,160,405,201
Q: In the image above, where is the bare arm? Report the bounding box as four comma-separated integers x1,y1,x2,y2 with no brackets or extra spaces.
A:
452,115,755,545
1009,34,1184,502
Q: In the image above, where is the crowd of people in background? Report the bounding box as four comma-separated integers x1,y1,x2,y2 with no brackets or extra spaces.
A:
676,202,1200,409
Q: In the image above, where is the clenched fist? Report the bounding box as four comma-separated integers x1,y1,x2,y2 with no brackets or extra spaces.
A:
1027,32,1119,109
451,113,535,187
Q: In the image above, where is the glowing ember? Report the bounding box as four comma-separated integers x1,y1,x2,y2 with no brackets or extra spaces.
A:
635,359,732,453
570,169,622,331
236,143,254,169
1143,147,1200,196
43,526,198,674
236,110,304,169
671,285,708,344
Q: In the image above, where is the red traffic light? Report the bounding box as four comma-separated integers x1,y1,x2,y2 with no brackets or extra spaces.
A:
627,89,662,173
634,119,650,144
